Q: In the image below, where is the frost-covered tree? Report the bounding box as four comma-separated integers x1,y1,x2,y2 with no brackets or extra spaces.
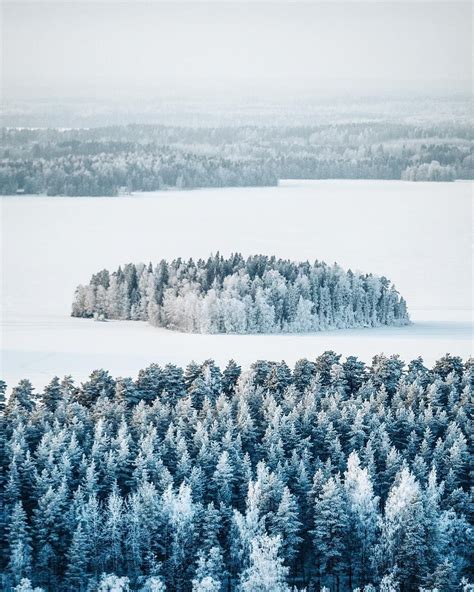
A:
161,483,196,591
97,574,130,592
6,502,33,586
238,535,290,592
378,468,428,591
65,523,90,591
1,353,472,591
12,580,45,592
192,547,225,592
271,486,302,570
72,255,410,334
312,476,349,590
343,452,378,588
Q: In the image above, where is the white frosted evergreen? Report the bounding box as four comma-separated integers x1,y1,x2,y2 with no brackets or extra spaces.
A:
72,254,410,333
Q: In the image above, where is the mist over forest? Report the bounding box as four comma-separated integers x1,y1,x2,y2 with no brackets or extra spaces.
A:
2,96,472,196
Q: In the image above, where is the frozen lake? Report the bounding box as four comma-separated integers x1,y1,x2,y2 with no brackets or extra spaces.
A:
1,180,472,390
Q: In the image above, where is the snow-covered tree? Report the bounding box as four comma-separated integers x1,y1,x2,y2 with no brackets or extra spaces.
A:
72,255,410,334
1,352,472,590
238,535,290,592
97,574,130,592
343,452,379,587
378,467,427,590
7,502,33,586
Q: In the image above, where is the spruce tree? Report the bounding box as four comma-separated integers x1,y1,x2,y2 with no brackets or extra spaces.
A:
239,534,290,592
271,486,302,570
222,360,242,395
7,502,33,586
65,523,90,591
312,476,349,591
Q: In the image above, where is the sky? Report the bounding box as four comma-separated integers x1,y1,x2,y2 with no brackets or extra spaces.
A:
2,1,472,100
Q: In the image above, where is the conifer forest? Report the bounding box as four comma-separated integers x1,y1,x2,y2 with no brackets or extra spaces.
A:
71,255,410,333
1,353,472,591
1,122,472,196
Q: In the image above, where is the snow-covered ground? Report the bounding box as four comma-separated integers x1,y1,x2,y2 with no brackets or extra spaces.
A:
1,180,472,390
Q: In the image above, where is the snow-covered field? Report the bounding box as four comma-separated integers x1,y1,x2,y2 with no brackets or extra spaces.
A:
1,180,472,390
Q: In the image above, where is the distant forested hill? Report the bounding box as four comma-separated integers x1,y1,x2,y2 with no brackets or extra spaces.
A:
1,121,472,195
72,254,410,333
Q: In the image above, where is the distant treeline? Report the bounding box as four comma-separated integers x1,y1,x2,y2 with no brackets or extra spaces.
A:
1,122,472,195
72,253,410,333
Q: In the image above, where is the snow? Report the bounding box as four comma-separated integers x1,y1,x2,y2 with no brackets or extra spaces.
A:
1,180,472,390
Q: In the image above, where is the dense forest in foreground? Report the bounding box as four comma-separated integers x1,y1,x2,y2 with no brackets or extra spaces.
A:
1,120,472,195
1,352,472,592
71,254,410,333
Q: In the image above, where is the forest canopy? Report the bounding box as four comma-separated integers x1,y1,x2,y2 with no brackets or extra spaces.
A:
1,121,472,195
71,254,410,334
1,352,472,591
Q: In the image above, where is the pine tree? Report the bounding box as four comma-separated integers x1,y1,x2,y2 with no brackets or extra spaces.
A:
7,502,33,586
189,377,212,410
212,450,234,506
78,369,116,406
293,359,316,392
12,579,45,592
184,361,202,391
311,476,349,591
135,364,164,402
65,522,90,591
33,483,69,588
79,493,103,578
6,380,35,414
97,574,130,592
139,576,166,592
342,356,367,393
116,377,141,406
42,377,62,412
271,486,302,570
161,364,186,403
222,360,241,395
379,467,428,591
161,483,196,592
239,534,290,592
103,490,124,575
343,452,379,588
192,546,225,592
379,571,400,592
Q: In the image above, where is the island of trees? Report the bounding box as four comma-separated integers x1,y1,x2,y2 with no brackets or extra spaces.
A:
1,121,472,196
1,352,472,591
71,254,410,334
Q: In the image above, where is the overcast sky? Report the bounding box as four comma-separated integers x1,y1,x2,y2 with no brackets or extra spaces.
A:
2,1,471,100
